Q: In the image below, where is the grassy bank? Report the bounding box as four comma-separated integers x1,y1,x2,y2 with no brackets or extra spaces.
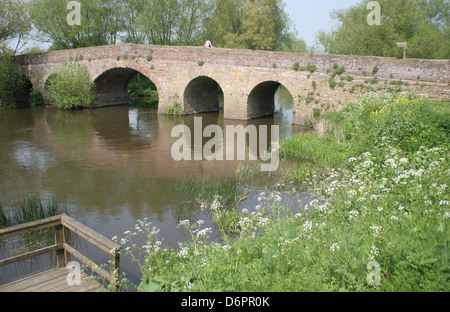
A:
116,93,449,292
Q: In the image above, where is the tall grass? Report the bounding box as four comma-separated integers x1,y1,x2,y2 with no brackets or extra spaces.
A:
0,197,69,228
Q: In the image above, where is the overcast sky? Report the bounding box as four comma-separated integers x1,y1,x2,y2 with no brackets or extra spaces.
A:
284,0,361,46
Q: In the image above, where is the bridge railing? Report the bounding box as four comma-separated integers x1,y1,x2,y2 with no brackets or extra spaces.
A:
0,214,122,292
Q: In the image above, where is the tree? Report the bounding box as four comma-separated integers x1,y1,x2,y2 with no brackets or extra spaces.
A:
205,0,299,51
0,52,26,109
225,0,277,50
46,62,95,110
135,0,210,46
30,0,121,50
0,0,32,53
317,0,449,59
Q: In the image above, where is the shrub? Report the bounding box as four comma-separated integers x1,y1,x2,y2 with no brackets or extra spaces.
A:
313,107,321,119
293,62,300,71
198,60,205,67
46,63,95,110
29,89,45,107
0,52,26,109
334,66,346,76
306,64,317,73
328,78,337,89
372,66,379,75
147,55,153,62
306,96,314,105
163,102,185,116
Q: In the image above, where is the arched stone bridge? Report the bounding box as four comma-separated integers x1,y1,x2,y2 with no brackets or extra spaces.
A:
16,44,449,125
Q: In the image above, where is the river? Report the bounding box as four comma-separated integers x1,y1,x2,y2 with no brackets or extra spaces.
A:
0,95,307,288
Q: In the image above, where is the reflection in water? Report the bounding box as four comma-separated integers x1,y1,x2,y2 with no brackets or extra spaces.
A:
0,103,306,287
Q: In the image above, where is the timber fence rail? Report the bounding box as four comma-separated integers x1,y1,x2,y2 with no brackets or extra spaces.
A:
0,214,122,292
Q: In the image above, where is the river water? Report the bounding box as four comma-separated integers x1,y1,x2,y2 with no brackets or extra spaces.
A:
0,99,306,288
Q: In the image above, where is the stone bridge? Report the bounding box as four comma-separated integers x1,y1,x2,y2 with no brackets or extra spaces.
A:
16,44,449,125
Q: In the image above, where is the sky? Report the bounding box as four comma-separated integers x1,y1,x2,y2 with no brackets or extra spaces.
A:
284,0,361,47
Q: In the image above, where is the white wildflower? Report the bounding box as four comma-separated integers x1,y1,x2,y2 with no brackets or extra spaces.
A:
369,244,380,260
303,221,312,231
330,243,340,252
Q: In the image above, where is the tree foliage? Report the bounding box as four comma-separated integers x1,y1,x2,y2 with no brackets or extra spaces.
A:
317,0,449,59
0,0,32,52
28,0,303,52
0,52,26,109
205,0,303,51
30,0,121,49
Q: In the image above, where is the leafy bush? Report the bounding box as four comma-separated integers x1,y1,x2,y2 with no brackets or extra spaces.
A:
29,89,45,107
46,63,95,110
0,52,26,109
328,78,337,89
334,66,346,76
306,64,317,73
163,102,185,116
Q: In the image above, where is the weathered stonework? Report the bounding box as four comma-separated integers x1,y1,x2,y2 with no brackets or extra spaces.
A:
16,44,449,125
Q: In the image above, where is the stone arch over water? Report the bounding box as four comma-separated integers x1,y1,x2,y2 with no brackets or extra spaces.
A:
13,75,34,108
183,76,224,115
247,81,294,120
92,67,159,108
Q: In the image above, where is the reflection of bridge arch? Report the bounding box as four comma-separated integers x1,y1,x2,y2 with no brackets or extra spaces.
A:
92,67,159,108
183,76,224,115
247,81,294,120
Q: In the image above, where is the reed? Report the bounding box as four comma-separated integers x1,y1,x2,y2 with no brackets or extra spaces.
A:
0,197,69,228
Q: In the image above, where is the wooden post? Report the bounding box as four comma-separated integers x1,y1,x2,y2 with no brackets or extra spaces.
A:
396,42,407,59
110,250,121,292
54,225,66,268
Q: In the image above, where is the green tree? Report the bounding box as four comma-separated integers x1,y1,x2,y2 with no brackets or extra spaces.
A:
0,52,26,109
317,0,449,59
205,0,299,51
136,0,210,46
46,62,95,110
0,0,32,53
30,0,121,50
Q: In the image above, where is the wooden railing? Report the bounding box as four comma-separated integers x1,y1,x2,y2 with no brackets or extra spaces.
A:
0,214,122,292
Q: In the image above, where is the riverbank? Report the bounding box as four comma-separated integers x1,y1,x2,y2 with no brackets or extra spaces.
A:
115,92,449,292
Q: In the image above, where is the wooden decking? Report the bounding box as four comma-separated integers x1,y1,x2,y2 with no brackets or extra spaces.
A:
0,214,122,292
0,267,103,292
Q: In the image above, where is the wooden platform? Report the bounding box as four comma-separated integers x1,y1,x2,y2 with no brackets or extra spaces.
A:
0,215,122,292
0,267,103,292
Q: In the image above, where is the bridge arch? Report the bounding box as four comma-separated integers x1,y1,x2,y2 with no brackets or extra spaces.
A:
247,81,294,120
183,76,224,115
13,75,34,108
92,67,159,108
